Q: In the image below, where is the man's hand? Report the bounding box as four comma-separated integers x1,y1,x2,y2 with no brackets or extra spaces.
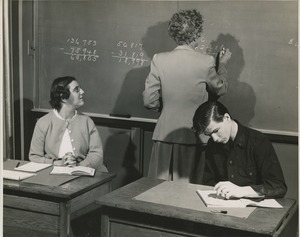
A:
214,181,262,199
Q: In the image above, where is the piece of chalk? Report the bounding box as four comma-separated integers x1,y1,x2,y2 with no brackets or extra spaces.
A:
109,113,131,118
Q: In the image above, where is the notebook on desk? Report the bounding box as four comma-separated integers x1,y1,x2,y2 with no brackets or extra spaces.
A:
196,190,282,208
3,170,37,181
3,160,78,186
14,162,52,173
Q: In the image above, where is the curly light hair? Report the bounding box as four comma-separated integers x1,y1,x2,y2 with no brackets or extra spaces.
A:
168,9,203,45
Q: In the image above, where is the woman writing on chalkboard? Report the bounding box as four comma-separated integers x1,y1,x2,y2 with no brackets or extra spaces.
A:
143,9,232,182
29,76,108,172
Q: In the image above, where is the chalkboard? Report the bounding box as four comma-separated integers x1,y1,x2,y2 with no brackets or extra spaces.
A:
34,0,298,133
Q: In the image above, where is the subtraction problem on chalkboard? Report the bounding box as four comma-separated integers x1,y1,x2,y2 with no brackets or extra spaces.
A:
109,113,131,118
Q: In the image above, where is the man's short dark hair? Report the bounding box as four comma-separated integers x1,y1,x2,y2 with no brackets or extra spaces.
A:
49,76,76,111
192,100,229,134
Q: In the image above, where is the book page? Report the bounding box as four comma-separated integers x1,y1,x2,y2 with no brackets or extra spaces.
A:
71,166,95,176
197,190,246,208
197,190,283,209
241,198,283,208
50,166,73,175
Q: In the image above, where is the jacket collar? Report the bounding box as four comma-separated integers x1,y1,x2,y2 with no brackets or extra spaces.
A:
174,45,195,52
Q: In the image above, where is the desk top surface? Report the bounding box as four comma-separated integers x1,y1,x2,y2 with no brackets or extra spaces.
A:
96,177,298,236
3,160,115,201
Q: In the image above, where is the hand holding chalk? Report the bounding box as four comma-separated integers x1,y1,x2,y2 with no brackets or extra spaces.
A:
220,47,226,57
219,47,232,64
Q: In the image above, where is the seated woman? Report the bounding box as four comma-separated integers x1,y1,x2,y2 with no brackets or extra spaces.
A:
29,76,107,172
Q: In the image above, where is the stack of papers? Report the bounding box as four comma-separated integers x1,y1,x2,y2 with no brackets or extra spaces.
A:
196,190,282,208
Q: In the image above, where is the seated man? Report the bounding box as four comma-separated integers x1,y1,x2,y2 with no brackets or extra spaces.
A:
192,100,287,199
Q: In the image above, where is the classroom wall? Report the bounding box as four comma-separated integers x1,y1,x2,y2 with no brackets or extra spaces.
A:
272,142,298,200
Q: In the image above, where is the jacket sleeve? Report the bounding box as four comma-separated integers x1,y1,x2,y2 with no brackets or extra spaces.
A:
29,120,53,164
79,120,107,171
206,56,229,97
143,54,161,112
250,138,287,198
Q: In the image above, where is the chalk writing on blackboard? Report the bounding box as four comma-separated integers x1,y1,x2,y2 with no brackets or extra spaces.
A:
288,38,298,47
111,40,148,67
60,37,100,62
196,36,225,55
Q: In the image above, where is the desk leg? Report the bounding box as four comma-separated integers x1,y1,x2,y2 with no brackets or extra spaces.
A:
60,201,72,237
101,214,110,237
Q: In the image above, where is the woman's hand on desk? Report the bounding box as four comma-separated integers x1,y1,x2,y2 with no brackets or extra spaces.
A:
63,152,77,167
214,181,263,199
53,153,77,166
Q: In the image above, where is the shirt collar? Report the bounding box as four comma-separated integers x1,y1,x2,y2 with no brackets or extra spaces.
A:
232,120,247,148
53,109,77,121
223,120,246,151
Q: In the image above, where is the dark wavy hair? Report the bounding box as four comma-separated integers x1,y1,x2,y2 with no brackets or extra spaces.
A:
49,76,76,111
168,9,203,45
192,101,230,135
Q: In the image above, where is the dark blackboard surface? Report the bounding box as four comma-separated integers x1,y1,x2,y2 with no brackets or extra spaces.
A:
35,0,298,133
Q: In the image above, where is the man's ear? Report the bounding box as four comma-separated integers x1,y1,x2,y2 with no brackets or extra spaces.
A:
223,113,231,122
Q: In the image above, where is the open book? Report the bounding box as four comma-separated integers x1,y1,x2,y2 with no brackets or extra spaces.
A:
50,166,95,176
196,190,282,208
14,162,52,173
3,170,37,181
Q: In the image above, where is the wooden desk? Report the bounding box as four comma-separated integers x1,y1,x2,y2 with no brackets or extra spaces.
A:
96,178,298,237
3,160,115,237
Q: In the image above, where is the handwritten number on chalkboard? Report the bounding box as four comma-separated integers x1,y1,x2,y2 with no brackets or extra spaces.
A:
62,37,99,62
288,38,298,47
112,40,149,66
